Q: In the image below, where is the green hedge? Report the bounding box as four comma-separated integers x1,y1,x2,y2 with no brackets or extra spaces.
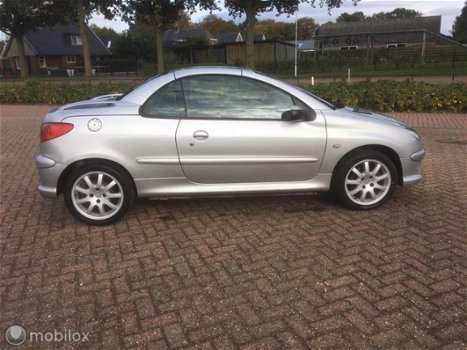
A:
0,80,135,105
1,79,465,112
304,80,467,112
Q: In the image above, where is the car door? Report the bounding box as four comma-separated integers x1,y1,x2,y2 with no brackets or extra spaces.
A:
133,79,186,183
175,74,326,184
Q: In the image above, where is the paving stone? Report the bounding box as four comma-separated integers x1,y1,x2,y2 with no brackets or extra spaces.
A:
0,105,465,349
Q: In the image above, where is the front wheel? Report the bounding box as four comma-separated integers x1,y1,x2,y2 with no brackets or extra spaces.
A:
332,151,397,210
64,164,134,225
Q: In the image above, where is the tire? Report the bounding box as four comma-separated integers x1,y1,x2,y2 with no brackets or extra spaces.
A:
331,150,397,210
64,164,135,225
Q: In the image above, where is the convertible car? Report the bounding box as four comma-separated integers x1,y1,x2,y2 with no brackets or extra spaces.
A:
36,67,425,225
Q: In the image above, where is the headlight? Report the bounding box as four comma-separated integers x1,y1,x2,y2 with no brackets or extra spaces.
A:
407,128,421,141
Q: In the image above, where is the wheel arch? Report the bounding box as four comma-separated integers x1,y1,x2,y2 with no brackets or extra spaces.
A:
57,158,137,196
331,145,403,187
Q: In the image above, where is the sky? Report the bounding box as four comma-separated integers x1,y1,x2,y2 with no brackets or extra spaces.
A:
89,0,465,36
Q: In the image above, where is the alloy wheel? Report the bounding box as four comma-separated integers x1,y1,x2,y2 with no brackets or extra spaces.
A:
71,171,124,221
344,159,391,206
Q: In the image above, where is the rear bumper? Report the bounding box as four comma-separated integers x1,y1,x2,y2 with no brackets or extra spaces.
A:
37,184,58,198
36,154,65,198
401,148,425,186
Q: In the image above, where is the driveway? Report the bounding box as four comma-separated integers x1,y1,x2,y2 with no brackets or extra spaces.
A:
1,105,466,349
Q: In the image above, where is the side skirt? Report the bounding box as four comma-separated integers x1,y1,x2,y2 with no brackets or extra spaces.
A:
134,174,332,198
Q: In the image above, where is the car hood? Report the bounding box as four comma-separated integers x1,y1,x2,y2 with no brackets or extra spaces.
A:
340,106,407,128
42,98,141,123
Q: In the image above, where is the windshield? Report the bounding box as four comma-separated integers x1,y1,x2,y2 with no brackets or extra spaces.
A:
257,71,339,110
292,84,340,110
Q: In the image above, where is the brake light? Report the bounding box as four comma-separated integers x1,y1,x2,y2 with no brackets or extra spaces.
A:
40,123,74,143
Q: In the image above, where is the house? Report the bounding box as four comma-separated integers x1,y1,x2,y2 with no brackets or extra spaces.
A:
255,34,267,42
1,23,111,77
225,41,295,65
213,32,244,45
316,16,443,52
287,39,315,53
163,29,268,65
163,29,219,47
99,36,113,51
164,30,264,47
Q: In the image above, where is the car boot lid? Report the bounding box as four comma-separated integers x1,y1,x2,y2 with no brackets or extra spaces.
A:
42,99,141,123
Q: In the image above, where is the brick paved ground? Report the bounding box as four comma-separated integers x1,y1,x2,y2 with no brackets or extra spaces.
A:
0,105,466,349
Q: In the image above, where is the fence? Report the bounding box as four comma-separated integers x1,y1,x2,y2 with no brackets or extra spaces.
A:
0,76,144,85
1,45,466,84
256,46,467,75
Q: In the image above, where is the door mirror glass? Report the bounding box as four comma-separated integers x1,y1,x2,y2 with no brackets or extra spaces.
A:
282,106,316,122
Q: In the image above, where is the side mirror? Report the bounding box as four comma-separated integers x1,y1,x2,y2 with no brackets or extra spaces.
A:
282,106,316,122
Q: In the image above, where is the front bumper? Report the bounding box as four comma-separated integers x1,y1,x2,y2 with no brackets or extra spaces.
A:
410,148,425,162
36,154,65,198
401,147,425,186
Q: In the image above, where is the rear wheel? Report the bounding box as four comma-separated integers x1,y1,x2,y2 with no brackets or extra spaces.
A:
332,151,397,210
64,164,134,225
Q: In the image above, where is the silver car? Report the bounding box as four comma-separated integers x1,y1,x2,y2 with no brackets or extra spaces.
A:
36,66,425,225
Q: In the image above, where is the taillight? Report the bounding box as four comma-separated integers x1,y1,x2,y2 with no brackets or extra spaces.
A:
40,123,74,143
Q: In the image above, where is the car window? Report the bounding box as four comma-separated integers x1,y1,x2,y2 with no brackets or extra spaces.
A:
141,80,186,118
182,75,294,120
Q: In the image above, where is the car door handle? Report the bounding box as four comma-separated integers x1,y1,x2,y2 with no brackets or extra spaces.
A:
193,130,209,141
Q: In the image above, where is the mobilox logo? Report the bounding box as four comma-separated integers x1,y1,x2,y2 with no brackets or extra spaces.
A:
5,325,90,345
5,326,26,345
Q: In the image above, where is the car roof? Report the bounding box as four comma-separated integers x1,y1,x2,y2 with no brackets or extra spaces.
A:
121,66,333,110
122,66,248,104
172,66,244,79
169,66,245,73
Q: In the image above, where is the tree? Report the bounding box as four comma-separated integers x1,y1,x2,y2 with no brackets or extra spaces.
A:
89,24,120,44
255,17,318,41
452,1,467,43
113,25,156,61
256,19,290,41
172,10,194,30
197,14,239,33
122,1,217,74
370,8,422,21
255,17,316,41
122,0,184,74
336,11,367,22
70,0,120,77
0,0,67,78
386,8,422,19
224,0,360,69
297,17,318,39
335,8,421,24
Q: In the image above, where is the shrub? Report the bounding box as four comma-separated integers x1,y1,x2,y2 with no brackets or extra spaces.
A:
303,80,467,112
0,79,465,112
0,80,135,105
